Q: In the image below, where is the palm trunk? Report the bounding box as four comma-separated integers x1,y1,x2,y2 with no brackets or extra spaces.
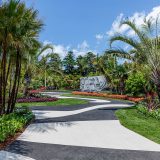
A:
1,42,7,114
45,69,47,87
7,50,21,113
6,57,11,85
0,75,2,115
10,59,21,113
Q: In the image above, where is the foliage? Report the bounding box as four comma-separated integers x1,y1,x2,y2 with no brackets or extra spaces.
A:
0,108,33,142
63,51,75,75
125,71,147,96
137,103,160,120
106,15,160,101
0,0,43,114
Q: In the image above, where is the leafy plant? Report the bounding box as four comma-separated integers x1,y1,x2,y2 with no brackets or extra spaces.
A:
137,104,160,120
0,108,34,142
126,71,147,96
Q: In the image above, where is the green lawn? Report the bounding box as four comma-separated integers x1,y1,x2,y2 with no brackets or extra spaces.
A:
116,107,160,144
16,98,88,107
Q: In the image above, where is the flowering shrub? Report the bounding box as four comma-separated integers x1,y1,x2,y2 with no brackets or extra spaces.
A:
72,91,144,102
17,97,58,103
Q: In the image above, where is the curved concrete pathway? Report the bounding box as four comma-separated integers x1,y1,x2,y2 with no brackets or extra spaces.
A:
1,92,160,160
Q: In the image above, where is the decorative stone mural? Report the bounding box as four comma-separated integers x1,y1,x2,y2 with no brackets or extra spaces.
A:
80,76,107,92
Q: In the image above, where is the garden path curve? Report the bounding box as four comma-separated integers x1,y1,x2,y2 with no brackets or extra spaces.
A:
1,92,160,160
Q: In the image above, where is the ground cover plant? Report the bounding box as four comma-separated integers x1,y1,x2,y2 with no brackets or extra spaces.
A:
0,107,34,143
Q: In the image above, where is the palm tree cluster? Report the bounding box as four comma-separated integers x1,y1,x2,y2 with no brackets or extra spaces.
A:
0,0,43,114
106,15,160,104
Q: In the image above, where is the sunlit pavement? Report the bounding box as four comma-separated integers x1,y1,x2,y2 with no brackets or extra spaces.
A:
2,93,160,160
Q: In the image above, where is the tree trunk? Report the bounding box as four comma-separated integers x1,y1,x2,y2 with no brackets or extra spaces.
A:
1,42,7,114
0,75,2,115
45,69,47,87
7,50,21,114
156,85,160,101
10,59,21,113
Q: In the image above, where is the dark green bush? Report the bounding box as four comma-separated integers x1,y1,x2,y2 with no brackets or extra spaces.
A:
126,71,147,96
0,108,34,142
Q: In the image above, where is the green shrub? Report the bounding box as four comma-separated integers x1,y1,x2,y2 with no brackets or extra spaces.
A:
126,71,147,96
0,108,34,142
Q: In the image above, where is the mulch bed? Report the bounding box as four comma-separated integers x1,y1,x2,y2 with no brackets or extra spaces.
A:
72,91,144,102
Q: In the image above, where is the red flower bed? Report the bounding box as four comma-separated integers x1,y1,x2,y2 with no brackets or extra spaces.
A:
29,86,47,94
127,97,144,103
29,90,40,94
17,97,58,103
72,91,144,102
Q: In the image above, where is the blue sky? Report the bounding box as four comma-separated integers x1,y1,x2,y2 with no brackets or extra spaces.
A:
24,0,160,58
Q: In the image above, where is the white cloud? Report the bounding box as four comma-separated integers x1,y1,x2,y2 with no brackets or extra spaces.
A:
41,40,70,59
106,6,160,37
74,40,96,57
106,13,128,36
146,6,160,20
77,40,89,50
95,34,104,40
42,40,96,59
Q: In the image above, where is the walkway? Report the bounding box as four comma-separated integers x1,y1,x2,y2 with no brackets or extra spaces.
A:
1,93,160,160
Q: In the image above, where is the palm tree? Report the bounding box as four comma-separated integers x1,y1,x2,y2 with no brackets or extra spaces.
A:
106,16,160,100
0,0,43,114
23,44,53,96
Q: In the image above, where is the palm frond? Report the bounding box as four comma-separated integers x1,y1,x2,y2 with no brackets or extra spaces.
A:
109,34,143,52
105,48,134,61
37,44,54,57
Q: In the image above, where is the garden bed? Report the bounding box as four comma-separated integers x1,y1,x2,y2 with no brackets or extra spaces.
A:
0,107,34,149
72,91,144,102
17,97,58,103
17,92,58,103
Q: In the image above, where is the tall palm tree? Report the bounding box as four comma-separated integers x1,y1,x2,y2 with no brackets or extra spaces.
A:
106,16,160,99
0,0,43,114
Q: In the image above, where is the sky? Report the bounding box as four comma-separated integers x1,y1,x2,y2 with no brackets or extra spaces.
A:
22,0,160,58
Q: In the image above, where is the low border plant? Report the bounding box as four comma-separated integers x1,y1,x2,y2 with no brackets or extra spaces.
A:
137,103,160,120
0,107,34,142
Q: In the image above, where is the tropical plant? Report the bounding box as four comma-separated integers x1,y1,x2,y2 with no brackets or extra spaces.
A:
126,71,147,96
106,15,160,100
0,0,43,114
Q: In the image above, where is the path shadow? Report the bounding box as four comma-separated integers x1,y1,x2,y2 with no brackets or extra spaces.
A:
5,140,33,156
25,121,75,133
